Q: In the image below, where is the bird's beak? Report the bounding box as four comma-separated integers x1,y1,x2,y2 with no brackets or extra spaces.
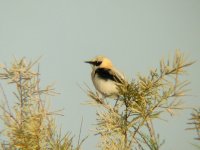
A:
85,61,93,64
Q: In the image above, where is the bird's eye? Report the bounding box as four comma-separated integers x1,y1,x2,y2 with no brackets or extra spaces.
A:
95,61,102,66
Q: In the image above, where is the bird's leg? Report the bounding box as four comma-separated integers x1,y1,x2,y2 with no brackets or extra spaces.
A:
100,95,107,104
114,96,119,107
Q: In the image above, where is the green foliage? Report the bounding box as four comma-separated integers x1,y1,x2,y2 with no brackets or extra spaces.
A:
0,58,83,150
87,50,194,150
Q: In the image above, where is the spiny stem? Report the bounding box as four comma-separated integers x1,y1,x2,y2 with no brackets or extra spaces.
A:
146,120,157,148
124,99,129,149
19,74,23,124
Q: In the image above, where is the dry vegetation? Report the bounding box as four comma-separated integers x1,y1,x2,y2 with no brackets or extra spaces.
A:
0,58,84,150
87,50,196,150
188,108,200,148
0,50,198,150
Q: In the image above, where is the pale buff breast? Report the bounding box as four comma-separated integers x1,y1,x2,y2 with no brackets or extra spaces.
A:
91,70,119,97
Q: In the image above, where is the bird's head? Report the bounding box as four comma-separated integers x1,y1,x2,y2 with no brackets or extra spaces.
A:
85,55,113,69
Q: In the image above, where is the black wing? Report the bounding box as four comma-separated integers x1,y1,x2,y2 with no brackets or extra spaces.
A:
95,68,123,83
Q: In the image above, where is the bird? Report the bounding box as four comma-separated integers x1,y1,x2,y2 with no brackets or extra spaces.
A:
85,55,125,98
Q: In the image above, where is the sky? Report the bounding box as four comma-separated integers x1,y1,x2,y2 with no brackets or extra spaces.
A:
0,0,200,149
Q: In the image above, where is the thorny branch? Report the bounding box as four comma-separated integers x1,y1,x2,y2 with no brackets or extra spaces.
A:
0,57,85,150
87,50,194,150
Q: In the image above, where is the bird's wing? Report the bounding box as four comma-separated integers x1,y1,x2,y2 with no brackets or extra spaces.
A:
95,68,125,83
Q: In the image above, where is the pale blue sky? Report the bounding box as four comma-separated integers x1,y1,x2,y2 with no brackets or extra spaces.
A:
0,0,200,149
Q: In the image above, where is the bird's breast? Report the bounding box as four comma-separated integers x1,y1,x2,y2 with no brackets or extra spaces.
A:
92,73,118,97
